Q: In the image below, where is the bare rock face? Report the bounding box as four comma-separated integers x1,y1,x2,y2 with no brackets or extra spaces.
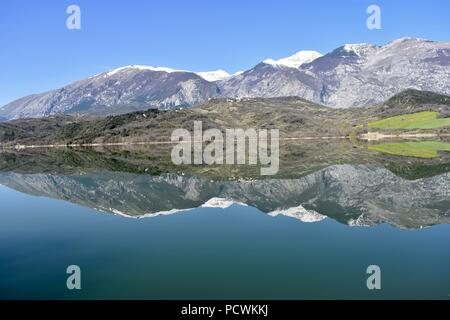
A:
307,38,450,108
217,62,323,103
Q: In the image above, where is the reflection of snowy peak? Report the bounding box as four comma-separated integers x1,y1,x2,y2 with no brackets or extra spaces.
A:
269,205,326,223
201,197,247,209
0,164,449,229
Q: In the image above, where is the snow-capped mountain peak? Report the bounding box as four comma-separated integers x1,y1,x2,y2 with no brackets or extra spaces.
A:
263,50,323,68
342,43,378,56
196,69,231,82
106,65,233,82
106,65,185,77
388,37,430,45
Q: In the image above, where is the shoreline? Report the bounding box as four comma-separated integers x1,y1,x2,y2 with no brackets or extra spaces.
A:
0,136,350,150
0,132,449,150
359,132,450,141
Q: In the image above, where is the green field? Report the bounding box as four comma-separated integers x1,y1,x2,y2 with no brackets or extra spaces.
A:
368,111,450,129
368,141,450,158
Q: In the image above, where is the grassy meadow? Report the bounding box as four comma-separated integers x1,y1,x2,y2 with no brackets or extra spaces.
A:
368,111,450,130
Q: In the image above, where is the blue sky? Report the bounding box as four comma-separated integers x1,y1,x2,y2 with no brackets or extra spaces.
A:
0,0,449,106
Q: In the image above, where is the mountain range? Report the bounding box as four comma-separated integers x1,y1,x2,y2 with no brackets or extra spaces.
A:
1,37,450,120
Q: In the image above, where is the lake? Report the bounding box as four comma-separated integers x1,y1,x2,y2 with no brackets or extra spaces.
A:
0,141,449,299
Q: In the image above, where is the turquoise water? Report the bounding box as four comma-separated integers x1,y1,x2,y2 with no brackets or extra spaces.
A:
0,184,449,300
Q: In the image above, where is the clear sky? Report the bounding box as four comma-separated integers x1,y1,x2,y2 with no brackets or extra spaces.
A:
0,0,449,106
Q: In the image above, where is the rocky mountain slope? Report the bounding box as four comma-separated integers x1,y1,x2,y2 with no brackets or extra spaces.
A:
0,66,220,119
220,38,450,107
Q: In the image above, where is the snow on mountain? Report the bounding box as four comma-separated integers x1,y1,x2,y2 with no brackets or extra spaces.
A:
105,65,185,76
107,65,233,82
387,36,430,46
341,43,378,57
196,70,231,82
263,50,323,68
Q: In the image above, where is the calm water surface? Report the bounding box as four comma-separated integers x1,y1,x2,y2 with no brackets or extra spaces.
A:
0,144,449,299
0,183,449,299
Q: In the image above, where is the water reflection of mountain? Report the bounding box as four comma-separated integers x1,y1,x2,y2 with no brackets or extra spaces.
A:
0,164,448,229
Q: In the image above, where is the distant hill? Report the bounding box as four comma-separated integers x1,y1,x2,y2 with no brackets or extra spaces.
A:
381,89,450,116
0,90,449,147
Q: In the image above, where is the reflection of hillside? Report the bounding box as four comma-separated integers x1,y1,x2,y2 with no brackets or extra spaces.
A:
368,141,450,158
0,165,448,229
1,139,450,180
